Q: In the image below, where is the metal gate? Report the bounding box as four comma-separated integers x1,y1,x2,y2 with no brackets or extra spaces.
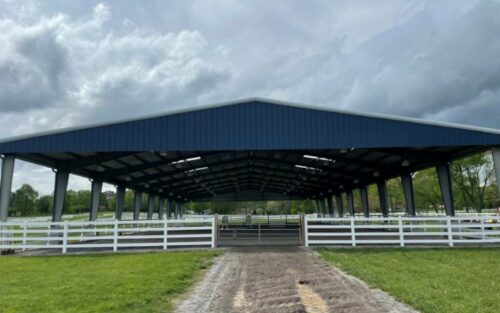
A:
217,215,302,246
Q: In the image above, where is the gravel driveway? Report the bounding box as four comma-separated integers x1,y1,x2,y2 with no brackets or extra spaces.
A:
176,246,418,313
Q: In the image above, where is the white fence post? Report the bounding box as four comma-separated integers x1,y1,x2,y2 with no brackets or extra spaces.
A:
211,216,216,248
304,215,309,247
163,219,168,250
458,217,463,240
480,217,485,240
447,216,454,247
113,219,118,252
62,221,68,254
22,222,27,251
398,216,404,247
46,225,50,246
350,216,356,247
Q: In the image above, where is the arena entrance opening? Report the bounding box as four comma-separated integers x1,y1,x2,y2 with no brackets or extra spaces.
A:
217,214,302,246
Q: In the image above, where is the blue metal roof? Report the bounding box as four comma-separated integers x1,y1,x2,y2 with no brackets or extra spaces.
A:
1,98,500,153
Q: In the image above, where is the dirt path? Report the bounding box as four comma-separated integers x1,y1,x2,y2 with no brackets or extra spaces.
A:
176,247,418,313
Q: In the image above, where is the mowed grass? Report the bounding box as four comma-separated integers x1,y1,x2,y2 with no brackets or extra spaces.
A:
319,248,500,313
0,250,220,313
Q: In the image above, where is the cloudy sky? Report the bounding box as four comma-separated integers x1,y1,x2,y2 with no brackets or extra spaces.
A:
1,0,500,194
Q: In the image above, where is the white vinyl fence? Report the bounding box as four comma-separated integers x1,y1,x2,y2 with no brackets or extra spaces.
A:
0,218,215,253
305,215,500,247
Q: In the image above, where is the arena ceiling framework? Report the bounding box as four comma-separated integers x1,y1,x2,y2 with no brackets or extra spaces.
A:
5,147,491,202
1,98,500,221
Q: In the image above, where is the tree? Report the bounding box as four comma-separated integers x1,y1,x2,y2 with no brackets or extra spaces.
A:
483,184,500,209
367,185,380,214
451,153,495,212
12,184,39,216
413,168,443,214
36,195,53,215
386,178,404,213
65,190,91,213
124,190,135,212
100,190,115,211
291,199,315,214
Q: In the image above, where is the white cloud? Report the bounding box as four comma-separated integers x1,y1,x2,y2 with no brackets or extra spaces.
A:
0,15,69,113
0,2,231,193
0,2,229,133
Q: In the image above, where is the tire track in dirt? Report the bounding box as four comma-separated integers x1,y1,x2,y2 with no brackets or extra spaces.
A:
297,281,327,313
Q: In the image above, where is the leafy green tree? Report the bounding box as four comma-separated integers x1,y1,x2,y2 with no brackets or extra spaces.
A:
100,190,115,211
291,199,315,214
413,168,443,214
124,190,134,212
36,195,53,215
65,190,91,213
483,183,500,209
451,153,495,212
367,185,380,214
386,177,404,213
12,184,39,216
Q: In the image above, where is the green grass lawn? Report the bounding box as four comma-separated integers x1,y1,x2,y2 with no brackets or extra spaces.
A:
0,250,220,313
319,248,500,313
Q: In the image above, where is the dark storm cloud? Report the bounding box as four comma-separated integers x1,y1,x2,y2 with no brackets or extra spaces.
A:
0,0,499,136
340,1,500,120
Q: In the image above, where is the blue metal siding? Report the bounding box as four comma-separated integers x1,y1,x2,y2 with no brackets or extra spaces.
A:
1,100,500,153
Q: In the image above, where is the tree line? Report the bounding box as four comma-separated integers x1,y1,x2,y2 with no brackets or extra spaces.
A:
7,152,499,217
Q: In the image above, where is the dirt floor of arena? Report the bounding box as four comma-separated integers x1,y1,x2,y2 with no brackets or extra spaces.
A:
176,246,418,313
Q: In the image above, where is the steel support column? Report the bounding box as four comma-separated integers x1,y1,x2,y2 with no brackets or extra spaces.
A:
174,201,179,219
436,163,455,216
359,186,369,217
401,173,416,216
147,194,154,220
377,180,389,217
89,180,103,221
327,197,334,216
0,155,15,222
158,197,164,220
335,194,344,217
346,191,355,216
493,148,500,195
319,199,326,216
115,186,125,220
52,170,69,222
133,191,142,220
167,198,174,219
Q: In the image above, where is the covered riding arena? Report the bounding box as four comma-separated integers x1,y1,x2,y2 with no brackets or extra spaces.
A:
1,98,500,251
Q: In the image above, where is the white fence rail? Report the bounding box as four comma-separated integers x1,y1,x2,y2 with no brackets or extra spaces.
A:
305,215,500,247
0,218,215,253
